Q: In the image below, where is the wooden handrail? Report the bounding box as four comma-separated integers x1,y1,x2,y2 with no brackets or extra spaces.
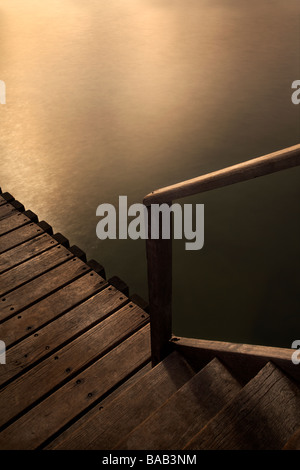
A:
144,144,300,206
145,144,300,366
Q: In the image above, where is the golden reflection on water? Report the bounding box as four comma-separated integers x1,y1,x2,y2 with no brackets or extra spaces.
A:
0,0,299,345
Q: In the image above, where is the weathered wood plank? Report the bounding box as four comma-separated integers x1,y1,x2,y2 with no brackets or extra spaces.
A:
0,221,46,254
0,194,14,207
129,294,149,312
172,336,300,384
0,285,126,386
0,233,60,274
0,324,151,449
0,211,35,237
0,304,149,429
0,244,74,296
184,362,300,450
108,276,129,296
116,358,241,450
1,272,107,348
0,204,17,221
0,257,91,322
50,351,195,450
45,362,152,450
86,259,106,279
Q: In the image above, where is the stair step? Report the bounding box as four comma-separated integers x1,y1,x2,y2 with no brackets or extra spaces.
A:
50,351,195,449
115,357,242,450
184,361,300,450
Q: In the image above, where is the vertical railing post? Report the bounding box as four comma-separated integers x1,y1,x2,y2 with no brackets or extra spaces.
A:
144,144,300,366
146,204,173,366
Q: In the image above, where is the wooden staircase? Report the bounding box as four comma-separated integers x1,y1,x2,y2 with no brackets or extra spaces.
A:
45,354,300,451
0,180,300,450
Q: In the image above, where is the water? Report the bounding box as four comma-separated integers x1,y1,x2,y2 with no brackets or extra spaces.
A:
0,0,299,347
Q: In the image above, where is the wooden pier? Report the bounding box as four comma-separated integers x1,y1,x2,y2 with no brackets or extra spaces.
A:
0,144,300,450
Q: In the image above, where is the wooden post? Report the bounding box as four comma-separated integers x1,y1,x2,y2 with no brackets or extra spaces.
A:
143,144,300,367
146,204,173,366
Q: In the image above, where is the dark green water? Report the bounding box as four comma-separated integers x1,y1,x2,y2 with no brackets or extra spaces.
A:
0,0,299,347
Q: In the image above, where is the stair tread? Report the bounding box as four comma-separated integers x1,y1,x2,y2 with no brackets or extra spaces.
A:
115,357,242,450
50,351,195,450
184,361,300,450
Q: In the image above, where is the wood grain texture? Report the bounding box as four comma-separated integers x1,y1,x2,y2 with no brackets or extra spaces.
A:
1,272,107,348
45,362,152,450
0,223,45,254
116,358,241,450
0,233,59,274
0,212,32,236
0,244,74,296
0,257,90,322
184,362,300,450
0,204,17,221
51,351,195,450
0,285,125,386
0,324,151,449
0,303,149,428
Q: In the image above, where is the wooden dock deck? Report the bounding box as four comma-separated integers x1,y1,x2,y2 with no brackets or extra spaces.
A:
0,188,300,450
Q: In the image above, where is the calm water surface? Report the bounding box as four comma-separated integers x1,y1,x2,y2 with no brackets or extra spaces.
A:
0,0,299,347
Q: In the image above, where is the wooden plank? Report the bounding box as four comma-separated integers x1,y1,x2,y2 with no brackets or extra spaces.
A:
184,362,300,450
50,351,195,450
45,362,152,450
108,276,129,296
0,285,126,386
0,211,34,237
1,272,107,348
0,257,91,323
0,221,45,254
0,233,59,274
0,244,74,296
86,259,106,279
0,324,151,449
172,336,300,384
0,203,17,221
129,293,149,312
0,303,149,429
143,144,300,206
116,358,241,450
146,205,172,366
0,194,14,207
